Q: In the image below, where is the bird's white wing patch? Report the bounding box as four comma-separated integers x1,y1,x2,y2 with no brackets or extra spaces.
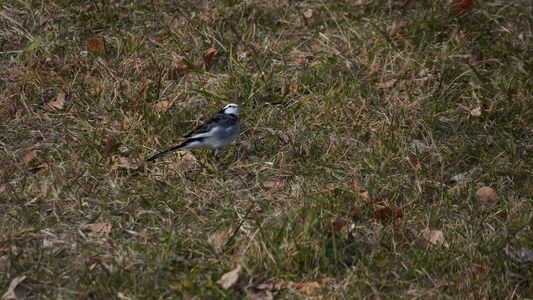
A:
187,126,220,139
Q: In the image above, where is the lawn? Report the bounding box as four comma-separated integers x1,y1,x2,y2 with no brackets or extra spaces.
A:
1,0,532,299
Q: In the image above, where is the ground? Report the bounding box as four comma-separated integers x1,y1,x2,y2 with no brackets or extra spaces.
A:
1,0,532,299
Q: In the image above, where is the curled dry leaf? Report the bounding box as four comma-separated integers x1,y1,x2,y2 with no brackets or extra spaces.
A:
287,79,298,96
204,47,218,71
291,278,331,295
152,100,172,113
179,151,200,168
476,186,497,202
167,58,189,81
111,156,140,172
2,275,26,300
100,138,121,156
329,217,349,232
373,206,403,222
262,178,284,194
22,151,37,164
302,8,313,19
207,227,233,252
450,0,473,16
411,139,428,153
84,222,112,238
217,265,242,289
289,48,312,66
45,91,66,111
86,36,106,53
378,78,397,89
419,229,447,247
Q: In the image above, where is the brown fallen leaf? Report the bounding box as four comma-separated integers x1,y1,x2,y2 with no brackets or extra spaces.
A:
2,275,26,300
378,78,397,89
111,156,141,172
179,151,200,168
373,206,404,222
100,138,121,156
86,36,106,54
329,217,349,232
289,48,312,66
419,229,447,247
152,100,172,113
207,227,233,252
45,91,66,111
450,0,473,16
167,58,190,81
288,79,298,96
84,222,112,238
217,265,242,289
291,278,331,295
22,150,37,164
204,47,218,71
476,186,497,202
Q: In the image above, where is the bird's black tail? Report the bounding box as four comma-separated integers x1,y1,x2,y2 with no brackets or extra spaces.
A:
146,141,187,162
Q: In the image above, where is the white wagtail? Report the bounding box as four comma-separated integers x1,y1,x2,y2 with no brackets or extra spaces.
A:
146,103,240,161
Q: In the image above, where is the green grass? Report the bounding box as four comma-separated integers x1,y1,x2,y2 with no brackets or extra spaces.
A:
1,0,532,298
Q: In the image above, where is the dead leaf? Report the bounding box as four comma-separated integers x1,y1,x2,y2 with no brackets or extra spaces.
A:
111,156,140,172
378,78,397,89
292,278,331,295
420,229,446,247
476,186,497,202
45,91,66,111
411,139,428,153
22,151,37,164
167,58,189,81
329,217,349,232
373,206,403,222
262,178,284,193
84,222,112,238
450,0,473,16
288,79,298,96
289,49,312,66
86,36,106,53
302,8,313,19
180,151,200,168
100,139,121,156
2,275,26,300
207,227,233,252
204,47,218,70
217,265,242,289
470,107,482,117
152,100,172,113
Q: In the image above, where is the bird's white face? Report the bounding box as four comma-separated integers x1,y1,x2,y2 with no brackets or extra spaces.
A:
222,103,239,115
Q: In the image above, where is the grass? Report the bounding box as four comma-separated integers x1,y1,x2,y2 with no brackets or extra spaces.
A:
1,0,532,298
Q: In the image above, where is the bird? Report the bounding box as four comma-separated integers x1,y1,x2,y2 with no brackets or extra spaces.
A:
146,103,241,161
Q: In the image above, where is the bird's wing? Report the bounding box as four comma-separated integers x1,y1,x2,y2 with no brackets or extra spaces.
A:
183,113,238,139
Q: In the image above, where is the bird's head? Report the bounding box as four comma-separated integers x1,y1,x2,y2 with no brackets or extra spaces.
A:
220,103,239,115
